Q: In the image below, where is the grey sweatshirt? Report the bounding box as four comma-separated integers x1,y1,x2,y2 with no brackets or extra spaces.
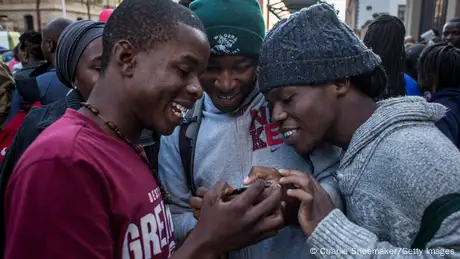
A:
159,88,343,259
308,97,460,258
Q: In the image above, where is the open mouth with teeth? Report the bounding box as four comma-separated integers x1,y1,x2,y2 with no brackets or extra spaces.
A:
216,91,240,102
282,129,300,145
171,102,188,119
283,129,297,138
217,94,237,100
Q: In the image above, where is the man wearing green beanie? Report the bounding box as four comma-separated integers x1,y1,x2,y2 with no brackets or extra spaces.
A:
158,0,343,258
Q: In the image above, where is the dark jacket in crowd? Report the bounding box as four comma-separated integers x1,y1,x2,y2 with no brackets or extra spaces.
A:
0,89,160,256
36,70,70,105
431,88,460,149
12,61,48,81
6,62,52,124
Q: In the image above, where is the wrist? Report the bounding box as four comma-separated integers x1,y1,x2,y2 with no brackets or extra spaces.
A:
178,228,220,259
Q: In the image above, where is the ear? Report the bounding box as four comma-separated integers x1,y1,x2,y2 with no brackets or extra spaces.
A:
48,40,56,54
334,80,350,97
112,40,136,78
420,73,436,93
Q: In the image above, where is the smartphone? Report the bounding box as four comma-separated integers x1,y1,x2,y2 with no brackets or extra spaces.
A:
230,185,271,196
230,187,248,195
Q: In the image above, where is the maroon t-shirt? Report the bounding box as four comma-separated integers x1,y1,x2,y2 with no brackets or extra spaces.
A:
4,109,175,259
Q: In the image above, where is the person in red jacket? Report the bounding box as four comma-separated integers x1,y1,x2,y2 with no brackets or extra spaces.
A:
99,8,113,22
3,1,284,259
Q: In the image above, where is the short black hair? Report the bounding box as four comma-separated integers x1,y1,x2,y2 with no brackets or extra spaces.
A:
43,18,73,43
363,15,406,99
19,31,44,61
349,65,388,100
101,0,205,73
417,42,460,91
405,44,425,80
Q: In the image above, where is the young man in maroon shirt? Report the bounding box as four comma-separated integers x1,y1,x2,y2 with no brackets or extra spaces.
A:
3,1,284,258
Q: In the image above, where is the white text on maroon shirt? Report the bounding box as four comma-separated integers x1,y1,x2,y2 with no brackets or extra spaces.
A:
122,187,175,258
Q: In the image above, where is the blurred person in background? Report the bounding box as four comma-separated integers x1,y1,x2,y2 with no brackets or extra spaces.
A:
418,42,460,148
442,18,460,48
364,15,406,99
7,46,20,73
4,19,72,120
405,44,425,96
0,61,14,127
99,9,113,22
36,18,72,105
3,32,47,127
405,35,415,49
13,32,46,80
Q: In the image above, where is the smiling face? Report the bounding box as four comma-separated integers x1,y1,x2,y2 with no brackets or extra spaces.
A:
265,84,339,155
443,21,460,48
122,23,210,135
200,55,257,113
74,37,102,101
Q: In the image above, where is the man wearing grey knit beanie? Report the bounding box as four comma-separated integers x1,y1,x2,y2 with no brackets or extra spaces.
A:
257,3,460,258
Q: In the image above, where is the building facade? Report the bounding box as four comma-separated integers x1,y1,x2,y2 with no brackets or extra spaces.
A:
345,0,406,32
346,0,460,40
406,0,460,40
0,0,119,32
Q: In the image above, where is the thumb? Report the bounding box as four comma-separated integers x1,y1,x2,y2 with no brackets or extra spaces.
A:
243,166,280,185
243,167,261,185
196,187,209,198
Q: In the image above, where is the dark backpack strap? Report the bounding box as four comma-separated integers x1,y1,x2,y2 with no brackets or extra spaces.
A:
179,124,193,194
178,98,204,196
411,193,460,249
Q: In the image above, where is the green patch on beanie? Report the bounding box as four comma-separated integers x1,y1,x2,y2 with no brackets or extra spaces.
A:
190,0,265,56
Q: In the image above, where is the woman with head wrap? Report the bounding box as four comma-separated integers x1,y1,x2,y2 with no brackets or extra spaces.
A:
0,20,104,253
55,20,104,100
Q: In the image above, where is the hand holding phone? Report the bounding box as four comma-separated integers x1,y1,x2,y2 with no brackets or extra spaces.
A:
190,180,284,254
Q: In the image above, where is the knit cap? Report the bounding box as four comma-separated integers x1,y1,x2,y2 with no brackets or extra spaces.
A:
259,3,381,92
190,0,265,56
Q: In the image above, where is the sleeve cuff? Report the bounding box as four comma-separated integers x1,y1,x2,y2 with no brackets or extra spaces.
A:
308,209,378,256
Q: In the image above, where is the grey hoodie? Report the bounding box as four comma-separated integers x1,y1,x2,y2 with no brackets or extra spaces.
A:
308,97,460,258
159,87,342,259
